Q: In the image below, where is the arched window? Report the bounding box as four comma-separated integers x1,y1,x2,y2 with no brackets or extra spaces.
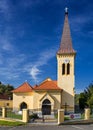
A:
20,102,27,110
62,63,65,75
67,63,70,75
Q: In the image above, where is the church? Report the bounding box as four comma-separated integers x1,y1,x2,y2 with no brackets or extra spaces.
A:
12,8,76,116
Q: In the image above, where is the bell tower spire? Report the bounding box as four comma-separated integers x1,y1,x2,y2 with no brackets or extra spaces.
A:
57,7,76,55
57,8,76,113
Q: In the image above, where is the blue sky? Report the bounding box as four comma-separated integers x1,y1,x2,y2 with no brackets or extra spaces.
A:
0,0,93,93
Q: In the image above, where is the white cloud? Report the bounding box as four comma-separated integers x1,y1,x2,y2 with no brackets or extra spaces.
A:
0,0,8,13
29,48,56,83
30,66,41,83
70,15,93,32
7,54,26,68
19,0,41,8
0,41,13,51
0,68,20,79
0,0,11,20
0,23,30,81
87,31,93,38
0,39,26,80
75,88,83,94
0,54,3,64
0,26,15,52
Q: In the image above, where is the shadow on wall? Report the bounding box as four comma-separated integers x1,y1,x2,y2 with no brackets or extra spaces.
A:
61,90,74,114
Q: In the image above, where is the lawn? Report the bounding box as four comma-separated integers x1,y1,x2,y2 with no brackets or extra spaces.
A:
6,111,22,120
0,120,26,126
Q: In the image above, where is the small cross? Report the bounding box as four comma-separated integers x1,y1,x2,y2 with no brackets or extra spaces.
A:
65,7,68,13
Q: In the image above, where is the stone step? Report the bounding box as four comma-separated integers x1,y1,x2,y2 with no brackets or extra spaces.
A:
35,118,57,123
43,115,55,119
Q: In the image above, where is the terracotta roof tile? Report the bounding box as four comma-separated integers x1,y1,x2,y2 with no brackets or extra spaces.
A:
12,82,33,93
0,94,9,100
34,79,62,91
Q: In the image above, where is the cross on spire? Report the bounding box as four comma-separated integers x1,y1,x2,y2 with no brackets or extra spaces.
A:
65,7,68,14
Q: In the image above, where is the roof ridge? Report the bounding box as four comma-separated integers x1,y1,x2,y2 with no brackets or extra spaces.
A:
12,82,33,93
25,82,33,89
34,80,62,90
38,78,52,86
15,82,32,90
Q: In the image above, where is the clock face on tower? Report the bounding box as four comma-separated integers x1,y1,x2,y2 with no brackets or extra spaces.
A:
64,59,70,63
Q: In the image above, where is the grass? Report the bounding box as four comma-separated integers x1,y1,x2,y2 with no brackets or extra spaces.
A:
0,120,26,126
81,113,85,119
0,111,2,116
54,113,58,119
90,114,93,118
55,113,70,121
6,112,22,120
81,113,93,119
64,116,70,120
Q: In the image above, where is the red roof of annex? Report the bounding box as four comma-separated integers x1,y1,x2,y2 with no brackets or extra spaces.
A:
12,78,62,93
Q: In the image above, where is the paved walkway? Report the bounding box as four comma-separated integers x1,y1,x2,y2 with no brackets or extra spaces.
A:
1,124,93,130
28,118,93,126
28,118,58,125
28,122,57,126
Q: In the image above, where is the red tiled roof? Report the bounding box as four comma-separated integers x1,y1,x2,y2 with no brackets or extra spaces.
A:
12,82,33,93
0,94,9,100
34,79,62,91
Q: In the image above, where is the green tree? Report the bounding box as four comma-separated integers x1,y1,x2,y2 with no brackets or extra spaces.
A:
79,92,87,112
75,94,80,105
5,84,14,99
0,84,6,94
78,83,93,113
84,83,93,112
0,82,14,99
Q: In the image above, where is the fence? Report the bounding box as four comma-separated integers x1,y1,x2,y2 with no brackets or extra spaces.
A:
6,108,22,120
0,107,58,121
28,108,58,118
0,107,2,116
0,107,91,124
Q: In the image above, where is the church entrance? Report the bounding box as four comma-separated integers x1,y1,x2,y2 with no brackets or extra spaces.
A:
20,102,27,110
42,99,51,115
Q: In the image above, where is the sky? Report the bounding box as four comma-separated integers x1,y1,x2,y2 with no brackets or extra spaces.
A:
0,0,93,94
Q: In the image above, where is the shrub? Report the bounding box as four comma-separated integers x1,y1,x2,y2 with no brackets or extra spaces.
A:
29,113,39,119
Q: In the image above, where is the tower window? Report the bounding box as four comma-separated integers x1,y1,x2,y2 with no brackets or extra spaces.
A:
67,63,70,75
62,63,65,75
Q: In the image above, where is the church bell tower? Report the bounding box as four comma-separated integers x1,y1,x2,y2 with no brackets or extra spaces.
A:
57,8,76,112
